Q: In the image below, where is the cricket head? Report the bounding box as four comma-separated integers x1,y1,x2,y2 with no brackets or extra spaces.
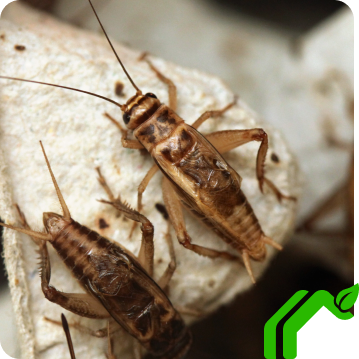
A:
122,92,161,130
43,212,69,236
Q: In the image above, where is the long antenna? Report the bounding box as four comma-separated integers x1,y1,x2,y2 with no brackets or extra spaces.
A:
0,76,125,110
87,0,142,94
40,141,71,220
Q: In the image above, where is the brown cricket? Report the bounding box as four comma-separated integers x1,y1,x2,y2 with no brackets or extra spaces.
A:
0,0,294,282
0,142,191,359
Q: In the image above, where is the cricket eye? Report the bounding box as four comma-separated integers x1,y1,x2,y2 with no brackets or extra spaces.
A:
123,112,131,125
146,93,157,99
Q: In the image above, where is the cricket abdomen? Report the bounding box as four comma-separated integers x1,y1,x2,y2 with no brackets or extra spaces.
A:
154,125,266,261
50,219,116,285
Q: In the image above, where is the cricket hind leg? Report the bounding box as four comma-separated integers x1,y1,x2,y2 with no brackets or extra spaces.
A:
139,52,177,111
96,168,155,277
162,178,239,261
205,128,296,202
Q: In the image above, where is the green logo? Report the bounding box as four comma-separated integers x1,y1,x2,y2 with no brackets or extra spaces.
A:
264,284,358,359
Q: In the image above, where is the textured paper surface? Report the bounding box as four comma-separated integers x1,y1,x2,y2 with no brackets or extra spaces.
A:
0,3,299,358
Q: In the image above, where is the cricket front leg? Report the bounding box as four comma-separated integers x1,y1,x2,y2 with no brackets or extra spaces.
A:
104,112,144,150
206,128,296,201
162,178,238,261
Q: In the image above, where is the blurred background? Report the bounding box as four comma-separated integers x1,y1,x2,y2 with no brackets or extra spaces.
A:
0,0,353,358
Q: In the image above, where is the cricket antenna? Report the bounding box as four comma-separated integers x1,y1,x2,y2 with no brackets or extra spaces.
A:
39,141,71,220
87,0,142,94
0,76,125,110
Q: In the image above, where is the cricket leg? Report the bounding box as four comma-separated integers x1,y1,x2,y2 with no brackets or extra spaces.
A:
45,317,123,338
128,163,159,239
191,96,238,130
96,167,117,202
162,178,238,261
206,128,296,201
133,340,142,359
104,112,144,150
98,198,155,277
137,164,159,213
107,321,117,359
157,222,177,290
139,52,177,111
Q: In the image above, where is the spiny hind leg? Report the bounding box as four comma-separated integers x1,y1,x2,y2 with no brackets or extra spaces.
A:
162,178,238,261
96,170,155,277
205,128,296,201
191,96,238,130
139,52,177,111
15,205,111,319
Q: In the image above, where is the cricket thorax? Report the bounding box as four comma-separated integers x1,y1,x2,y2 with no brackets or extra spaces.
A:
123,92,161,130
135,106,184,151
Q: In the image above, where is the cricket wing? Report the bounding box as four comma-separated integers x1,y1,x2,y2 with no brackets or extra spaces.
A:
85,246,182,345
155,126,262,250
